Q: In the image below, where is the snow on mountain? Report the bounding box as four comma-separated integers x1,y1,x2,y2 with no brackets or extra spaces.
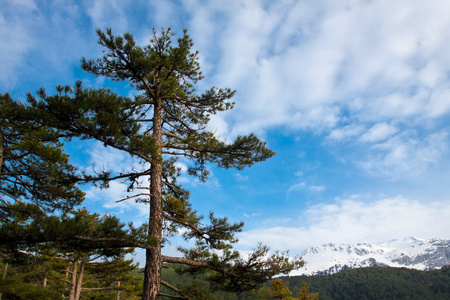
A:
292,237,450,276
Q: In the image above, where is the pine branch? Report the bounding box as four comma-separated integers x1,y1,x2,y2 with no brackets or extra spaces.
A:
162,255,236,277
160,280,188,299
116,193,152,203
163,213,204,238
158,293,189,299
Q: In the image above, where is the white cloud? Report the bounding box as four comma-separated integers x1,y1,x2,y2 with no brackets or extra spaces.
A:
0,1,94,90
294,171,304,177
243,212,261,218
174,161,188,173
359,130,449,178
237,195,450,254
85,142,133,174
287,181,306,193
84,0,128,31
0,1,37,86
85,181,149,218
288,181,325,194
234,173,249,182
181,0,450,154
328,124,365,141
360,123,398,143
309,185,326,192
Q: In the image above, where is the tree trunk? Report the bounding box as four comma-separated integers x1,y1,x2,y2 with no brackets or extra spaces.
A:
142,94,163,300
0,131,3,181
116,281,121,300
68,260,78,300
73,259,85,300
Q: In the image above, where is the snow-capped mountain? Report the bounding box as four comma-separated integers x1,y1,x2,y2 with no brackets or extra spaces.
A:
292,237,450,276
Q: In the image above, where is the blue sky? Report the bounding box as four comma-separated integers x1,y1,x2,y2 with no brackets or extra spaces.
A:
2,0,450,268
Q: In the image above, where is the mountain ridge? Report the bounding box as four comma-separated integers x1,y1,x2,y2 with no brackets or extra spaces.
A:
292,236,450,276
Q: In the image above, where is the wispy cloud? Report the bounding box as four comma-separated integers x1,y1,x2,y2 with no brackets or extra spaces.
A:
360,123,399,143
234,173,249,182
180,0,450,182
85,180,149,222
358,130,449,178
288,181,326,194
0,1,38,87
328,124,365,141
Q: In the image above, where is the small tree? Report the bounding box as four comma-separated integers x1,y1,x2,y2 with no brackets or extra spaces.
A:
18,28,303,299
267,278,294,299
297,281,319,300
259,279,318,300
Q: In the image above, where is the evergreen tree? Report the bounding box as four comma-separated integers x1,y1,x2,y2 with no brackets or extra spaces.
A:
46,250,139,300
0,93,87,300
0,242,140,300
297,282,319,300
0,92,84,223
258,279,318,300
263,278,293,299
18,28,303,299
0,208,142,299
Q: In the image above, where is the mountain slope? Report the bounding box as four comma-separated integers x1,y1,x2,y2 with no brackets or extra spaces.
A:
282,266,450,300
293,237,450,276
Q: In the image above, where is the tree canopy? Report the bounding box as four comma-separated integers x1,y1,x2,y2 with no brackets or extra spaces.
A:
0,93,84,220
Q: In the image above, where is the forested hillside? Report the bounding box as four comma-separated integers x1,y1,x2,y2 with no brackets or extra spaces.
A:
157,265,450,299
137,264,450,299
2,254,449,299
282,266,450,300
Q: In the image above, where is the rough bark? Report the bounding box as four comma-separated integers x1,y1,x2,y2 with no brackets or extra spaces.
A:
142,92,163,299
116,281,121,300
68,260,78,300
73,259,85,300
0,131,3,181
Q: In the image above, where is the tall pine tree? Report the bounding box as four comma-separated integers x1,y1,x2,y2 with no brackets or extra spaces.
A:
20,28,303,299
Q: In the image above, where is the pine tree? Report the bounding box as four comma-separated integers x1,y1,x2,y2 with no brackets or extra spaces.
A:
0,208,142,299
47,250,139,300
18,28,303,299
0,92,84,222
266,278,294,299
259,279,318,300
0,93,87,300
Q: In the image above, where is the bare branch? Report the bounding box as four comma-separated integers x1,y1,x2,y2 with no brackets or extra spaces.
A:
116,193,152,203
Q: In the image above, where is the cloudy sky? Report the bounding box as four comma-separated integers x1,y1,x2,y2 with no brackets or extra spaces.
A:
2,0,450,266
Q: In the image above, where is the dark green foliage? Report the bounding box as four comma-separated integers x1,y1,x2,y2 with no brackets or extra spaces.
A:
158,265,450,299
0,208,150,254
0,247,141,300
281,266,450,300
0,92,84,217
